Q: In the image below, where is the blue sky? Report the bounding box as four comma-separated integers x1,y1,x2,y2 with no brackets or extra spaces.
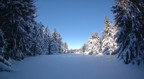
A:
35,0,115,49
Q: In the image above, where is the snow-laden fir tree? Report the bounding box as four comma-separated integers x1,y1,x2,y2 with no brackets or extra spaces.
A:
43,27,51,54
51,28,63,54
80,44,88,55
100,16,117,55
112,0,144,65
0,29,7,57
31,22,46,55
0,0,36,60
86,32,100,55
61,42,68,54
0,29,12,71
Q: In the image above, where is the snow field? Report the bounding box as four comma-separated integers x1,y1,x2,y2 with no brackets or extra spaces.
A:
0,54,144,79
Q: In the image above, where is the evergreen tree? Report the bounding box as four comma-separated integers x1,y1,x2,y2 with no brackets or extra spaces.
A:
61,42,68,53
101,16,117,55
86,32,100,55
0,0,36,60
43,27,51,54
51,28,62,54
0,29,7,56
81,44,88,55
0,29,12,71
31,22,45,55
112,0,144,65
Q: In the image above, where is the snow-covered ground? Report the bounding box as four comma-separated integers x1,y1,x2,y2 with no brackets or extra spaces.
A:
0,54,144,79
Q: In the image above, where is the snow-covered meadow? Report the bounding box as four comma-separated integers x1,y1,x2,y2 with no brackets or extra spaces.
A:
0,54,143,79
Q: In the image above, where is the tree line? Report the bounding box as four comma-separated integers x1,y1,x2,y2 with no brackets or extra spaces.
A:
80,16,117,55
80,0,144,65
0,0,68,71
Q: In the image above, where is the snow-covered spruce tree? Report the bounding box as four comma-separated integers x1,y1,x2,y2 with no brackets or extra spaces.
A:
100,16,117,55
81,44,88,55
32,26,65,55
51,28,63,54
61,42,68,54
0,29,7,57
47,34,53,55
112,0,144,65
86,32,100,55
31,22,45,55
0,0,36,60
0,29,12,71
43,27,52,54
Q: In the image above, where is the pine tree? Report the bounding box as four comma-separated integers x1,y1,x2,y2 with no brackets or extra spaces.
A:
51,28,62,54
101,16,117,55
61,42,68,53
43,27,49,53
86,32,100,55
0,29,12,71
31,22,45,55
80,44,88,55
0,29,6,55
0,0,36,60
112,0,144,65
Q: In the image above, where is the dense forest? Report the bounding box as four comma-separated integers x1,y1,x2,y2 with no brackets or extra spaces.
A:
0,0,68,71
